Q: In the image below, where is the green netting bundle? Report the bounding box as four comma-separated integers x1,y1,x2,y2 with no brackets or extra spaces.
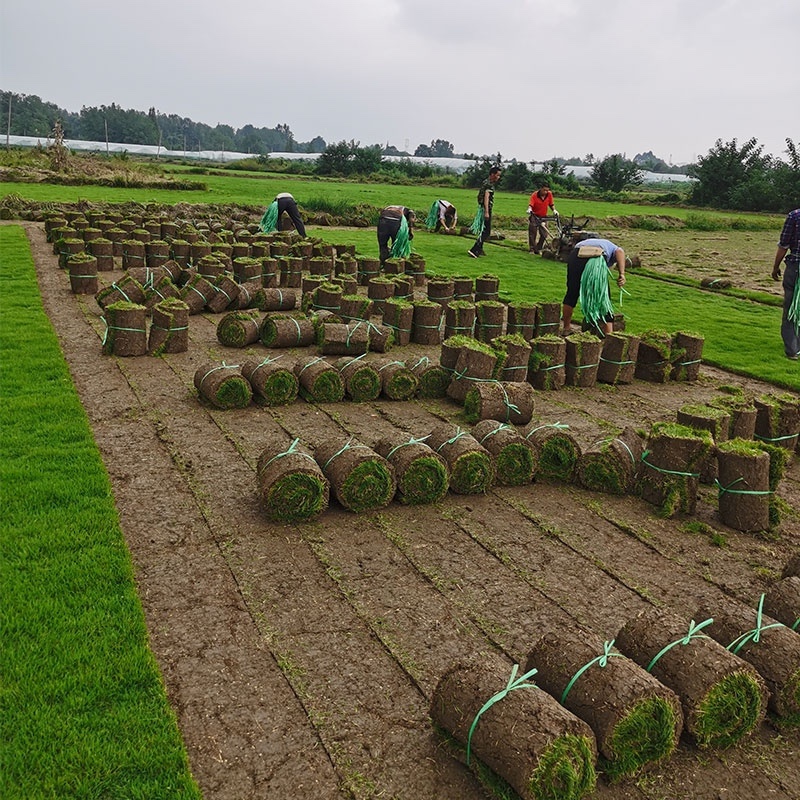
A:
391,215,412,259
257,439,329,522
469,205,484,236
375,432,449,505
578,256,614,330
315,437,396,513
193,362,252,409
425,200,440,230
259,200,279,233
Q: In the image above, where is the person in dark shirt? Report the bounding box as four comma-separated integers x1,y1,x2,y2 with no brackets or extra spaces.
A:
377,205,415,265
772,208,800,359
468,165,502,258
260,192,306,236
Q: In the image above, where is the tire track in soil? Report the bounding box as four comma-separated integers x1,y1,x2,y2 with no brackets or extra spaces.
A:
23,219,800,800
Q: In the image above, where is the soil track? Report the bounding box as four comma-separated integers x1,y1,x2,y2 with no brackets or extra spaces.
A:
24,220,800,800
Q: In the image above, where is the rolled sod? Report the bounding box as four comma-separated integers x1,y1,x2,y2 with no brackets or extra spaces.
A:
698,596,800,727
431,651,597,800
534,302,561,338
319,322,370,356
637,422,713,517
754,392,800,456
366,322,395,353
376,360,419,400
427,423,494,495
294,357,345,403
367,276,396,316
257,439,329,522
382,297,414,346
206,274,241,314
523,422,582,483
634,329,673,383
144,276,181,316
148,298,189,356
507,301,537,340
716,439,771,532
565,332,603,388
67,252,98,294
528,335,566,391
374,431,449,505
472,420,535,485
576,427,644,495
427,277,455,307
444,300,476,340
334,356,381,402
709,391,758,440
491,334,531,383
339,294,373,322
102,302,148,357
615,606,768,748
410,357,450,399
252,287,297,312
597,332,640,385
446,341,500,405
180,274,216,315
216,310,262,348
525,629,682,779
411,300,444,345
260,314,315,348
763,576,800,630
475,273,500,302
671,330,704,381
193,362,252,409
241,358,299,407
475,300,505,343
314,436,396,513
464,381,535,426
95,273,146,309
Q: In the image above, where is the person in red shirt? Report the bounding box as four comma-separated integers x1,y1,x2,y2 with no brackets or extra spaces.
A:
527,184,556,254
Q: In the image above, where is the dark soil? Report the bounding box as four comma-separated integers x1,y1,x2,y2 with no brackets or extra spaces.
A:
22,220,800,800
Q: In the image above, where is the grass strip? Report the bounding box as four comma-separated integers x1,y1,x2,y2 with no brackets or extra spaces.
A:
0,225,200,799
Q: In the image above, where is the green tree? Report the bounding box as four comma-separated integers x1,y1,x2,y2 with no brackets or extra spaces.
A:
689,137,770,208
590,154,643,192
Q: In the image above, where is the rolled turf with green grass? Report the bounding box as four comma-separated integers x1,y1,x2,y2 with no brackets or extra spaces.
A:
431,651,597,800
334,356,381,402
374,431,449,505
294,357,345,403
216,310,262,348
526,629,682,780
315,436,396,512
616,606,768,748
241,358,299,406
257,439,329,522
472,420,535,485
193,362,252,409
427,423,494,495
523,422,581,483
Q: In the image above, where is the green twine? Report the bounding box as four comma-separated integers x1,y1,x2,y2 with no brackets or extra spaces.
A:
466,664,539,766
646,618,714,672
640,450,699,478
425,200,439,230
754,432,799,443
259,200,279,233
727,594,785,654
391,215,412,259
469,205,484,236
322,437,370,471
261,438,317,470
561,640,624,703
578,257,614,329
437,427,468,452
386,435,431,460
789,279,800,333
714,477,774,496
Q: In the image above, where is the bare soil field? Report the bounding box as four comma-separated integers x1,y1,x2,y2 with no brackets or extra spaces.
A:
23,220,799,800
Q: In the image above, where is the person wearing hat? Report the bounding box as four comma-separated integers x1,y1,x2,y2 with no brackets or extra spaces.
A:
468,165,502,258
561,238,628,335
771,208,800,360
527,183,557,254
425,199,458,233
377,205,415,265
259,192,306,236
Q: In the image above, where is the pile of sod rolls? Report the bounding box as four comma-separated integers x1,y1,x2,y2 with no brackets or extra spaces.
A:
194,362,252,409
374,431,449,505
431,651,597,800
472,420,535,486
427,423,494,495
616,606,768,749
697,595,800,728
257,439,329,522
315,435,396,513
525,628,682,780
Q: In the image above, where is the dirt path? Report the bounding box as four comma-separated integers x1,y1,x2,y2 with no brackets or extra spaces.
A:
24,220,799,800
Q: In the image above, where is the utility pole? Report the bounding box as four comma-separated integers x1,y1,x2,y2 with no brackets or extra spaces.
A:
6,92,11,149
105,118,109,155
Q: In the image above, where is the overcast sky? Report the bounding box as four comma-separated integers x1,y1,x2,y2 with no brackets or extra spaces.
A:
1,0,797,166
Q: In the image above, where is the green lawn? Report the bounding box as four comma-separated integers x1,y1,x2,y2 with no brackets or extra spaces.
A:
0,226,200,799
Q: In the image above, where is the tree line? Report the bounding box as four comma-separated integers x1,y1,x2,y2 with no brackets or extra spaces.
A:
3,91,798,211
